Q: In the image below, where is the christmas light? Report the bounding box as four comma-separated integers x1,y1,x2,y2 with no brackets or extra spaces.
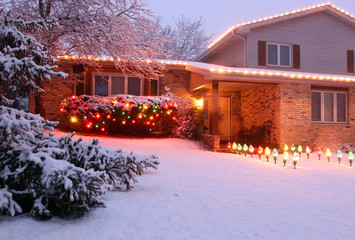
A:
273,148,278,164
122,120,126,125
349,151,354,166
243,144,248,156
326,149,331,162
306,146,311,159
86,122,93,129
283,151,288,167
238,144,242,155
132,120,136,124
101,127,105,132
258,146,263,160
265,147,271,162
249,145,254,157
227,142,232,150
70,116,78,123
59,107,65,113
291,144,296,154
297,145,302,157
337,150,342,164
317,147,322,160
293,152,299,169
95,113,101,119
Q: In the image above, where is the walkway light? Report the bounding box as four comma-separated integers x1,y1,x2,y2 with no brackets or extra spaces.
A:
265,147,271,162
297,145,302,157
284,144,289,152
293,152,299,169
283,151,289,167
258,146,263,160
273,148,278,164
238,144,242,155
337,150,342,164
349,151,354,166
227,142,231,150
243,144,248,156
326,148,331,162
317,147,322,160
306,146,311,159
232,142,237,154
249,145,254,157
291,144,296,154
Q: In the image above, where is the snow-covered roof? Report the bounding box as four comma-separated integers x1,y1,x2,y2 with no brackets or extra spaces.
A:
57,55,355,87
207,3,355,50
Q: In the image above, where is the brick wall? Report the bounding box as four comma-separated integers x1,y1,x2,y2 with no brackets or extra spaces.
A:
279,84,355,151
160,69,191,97
241,84,281,146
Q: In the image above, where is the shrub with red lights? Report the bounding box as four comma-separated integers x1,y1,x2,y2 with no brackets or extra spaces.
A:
60,95,178,135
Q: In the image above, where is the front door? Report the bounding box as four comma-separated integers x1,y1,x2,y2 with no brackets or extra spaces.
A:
218,97,231,141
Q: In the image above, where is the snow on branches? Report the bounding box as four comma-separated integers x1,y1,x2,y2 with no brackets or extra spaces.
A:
0,13,66,106
0,106,159,219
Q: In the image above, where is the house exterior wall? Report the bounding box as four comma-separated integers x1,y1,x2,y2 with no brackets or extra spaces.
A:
201,39,245,67
240,84,281,146
247,11,355,74
279,83,355,150
159,69,191,97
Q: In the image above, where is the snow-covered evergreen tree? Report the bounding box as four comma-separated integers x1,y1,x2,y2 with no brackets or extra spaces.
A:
0,106,159,219
0,12,66,108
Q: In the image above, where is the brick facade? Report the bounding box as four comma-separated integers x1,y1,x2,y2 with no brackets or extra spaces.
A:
159,69,191,97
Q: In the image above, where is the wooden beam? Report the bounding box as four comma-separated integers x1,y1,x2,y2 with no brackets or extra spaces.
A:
211,80,219,135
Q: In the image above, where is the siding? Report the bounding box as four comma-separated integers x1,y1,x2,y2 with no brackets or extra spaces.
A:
247,11,355,74
201,38,245,67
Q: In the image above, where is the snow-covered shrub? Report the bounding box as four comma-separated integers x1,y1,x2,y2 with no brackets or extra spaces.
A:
60,95,178,135
0,106,159,219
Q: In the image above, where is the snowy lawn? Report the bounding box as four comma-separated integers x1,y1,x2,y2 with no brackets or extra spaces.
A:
1,130,355,240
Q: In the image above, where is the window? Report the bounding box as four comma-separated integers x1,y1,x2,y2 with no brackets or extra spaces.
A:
311,90,347,123
267,43,291,67
92,74,159,96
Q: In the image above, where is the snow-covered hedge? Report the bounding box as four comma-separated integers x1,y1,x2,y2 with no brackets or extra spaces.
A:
60,94,178,135
0,106,159,219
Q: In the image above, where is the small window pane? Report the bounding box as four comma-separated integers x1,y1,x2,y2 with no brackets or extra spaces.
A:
112,76,125,95
267,44,278,65
280,45,290,66
324,92,334,122
128,77,141,96
95,76,108,96
337,93,346,122
311,92,321,121
150,80,158,96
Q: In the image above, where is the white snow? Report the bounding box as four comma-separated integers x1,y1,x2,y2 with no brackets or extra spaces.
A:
1,130,355,240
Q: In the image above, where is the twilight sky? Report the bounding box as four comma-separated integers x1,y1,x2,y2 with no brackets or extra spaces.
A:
146,0,355,38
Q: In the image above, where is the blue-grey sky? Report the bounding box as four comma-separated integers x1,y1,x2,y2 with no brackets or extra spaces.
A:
147,0,355,38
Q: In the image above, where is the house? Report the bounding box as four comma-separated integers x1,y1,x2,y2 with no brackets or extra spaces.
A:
35,3,355,150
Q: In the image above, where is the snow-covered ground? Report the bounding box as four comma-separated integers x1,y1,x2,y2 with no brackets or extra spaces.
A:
1,130,355,240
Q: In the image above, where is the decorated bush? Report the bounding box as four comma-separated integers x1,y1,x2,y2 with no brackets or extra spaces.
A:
0,106,159,219
60,95,178,135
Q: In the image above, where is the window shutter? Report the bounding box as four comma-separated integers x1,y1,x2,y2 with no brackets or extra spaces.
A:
293,45,300,69
347,50,354,73
258,41,266,66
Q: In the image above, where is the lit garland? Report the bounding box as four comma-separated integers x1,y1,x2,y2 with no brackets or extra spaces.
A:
60,95,178,134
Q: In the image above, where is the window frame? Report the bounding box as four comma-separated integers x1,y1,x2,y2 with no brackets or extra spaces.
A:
266,43,291,67
311,89,348,124
92,73,143,96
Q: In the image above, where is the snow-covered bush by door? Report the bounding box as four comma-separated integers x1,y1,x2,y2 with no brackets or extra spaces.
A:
0,106,159,219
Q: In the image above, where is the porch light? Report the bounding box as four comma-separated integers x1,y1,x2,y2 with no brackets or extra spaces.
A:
349,152,354,166
283,152,289,167
273,148,278,164
293,152,299,169
258,146,263,160
265,147,271,162
337,150,342,164
249,145,254,157
297,145,302,157
306,146,311,159
238,144,242,155
291,144,296,154
243,144,248,156
196,99,204,109
326,149,331,162
317,147,322,160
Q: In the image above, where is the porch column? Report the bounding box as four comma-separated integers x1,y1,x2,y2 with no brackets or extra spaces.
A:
211,80,219,135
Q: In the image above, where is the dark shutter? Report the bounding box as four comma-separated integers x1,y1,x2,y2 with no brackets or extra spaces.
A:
144,78,150,96
258,41,266,66
73,64,85,95
293,45,300,69
347,50,354,73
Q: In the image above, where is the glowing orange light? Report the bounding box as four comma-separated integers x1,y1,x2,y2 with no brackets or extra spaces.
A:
258,146,263,154
138,114,143,119
70,116,78,123
112,100,118,104
122,120,126,125
72,95,76,99
265,147,271,156
150,116,154,120
143,105,148,110
284,144,289,152
125,102,129,107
